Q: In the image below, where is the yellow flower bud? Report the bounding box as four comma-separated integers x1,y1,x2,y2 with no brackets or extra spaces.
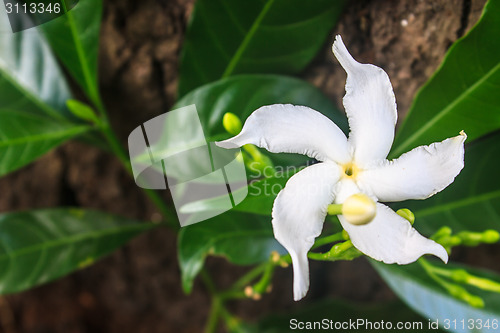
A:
222,112,242,135
341,193,376,225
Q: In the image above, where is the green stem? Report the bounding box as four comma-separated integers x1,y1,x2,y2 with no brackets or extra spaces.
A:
253,261,276,294
227,263,268,293
424,261,500,293
219,306,244,333
308,240,360,261
200,270,222,333
419,258,448,286
200,269,217,294
327,204,343,216
312,231,344,249
205,297,222,333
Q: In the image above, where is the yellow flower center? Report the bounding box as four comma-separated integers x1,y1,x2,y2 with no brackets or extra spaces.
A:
342,162,360,179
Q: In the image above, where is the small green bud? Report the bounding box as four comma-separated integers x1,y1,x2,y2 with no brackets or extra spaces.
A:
447,284,465,298
396,208,415,225
342,193,376,225
66,99,100,124
448,236,462,247
222,112,242,135
242,143,274,175
466,275,500,293
466,294,485,308
457,231,482,246
447,284,484,308
450,269,469,283
342,230,350,240
482,230,500,244
431,226,452,241
456,230,499,246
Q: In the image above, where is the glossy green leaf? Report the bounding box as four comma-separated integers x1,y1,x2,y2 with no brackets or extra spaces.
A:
256,299,439,333
178,212,283,293
373,261,500,333
0,209,155,294
0,110,89,175
40,0,102,104
178,0,345,96
392,132,500,236
0,10,71,119
392,0,500,157
0,10,88,175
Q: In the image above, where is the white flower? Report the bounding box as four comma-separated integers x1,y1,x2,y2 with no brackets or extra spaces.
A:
216,35,466,301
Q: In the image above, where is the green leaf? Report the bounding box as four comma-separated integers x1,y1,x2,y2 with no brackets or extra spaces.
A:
256,299,440,332
392,0,500,157
40,0,103,104
178,0,346,96
0,110,89,175
0,208,155,294
0,10,89,175
373,261,500,333
392,132,500,236
174,74,348,166
178,212,283,293
66,99,100,124
0,11,71,119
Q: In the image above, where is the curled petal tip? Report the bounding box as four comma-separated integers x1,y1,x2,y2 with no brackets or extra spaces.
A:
290,251,310,301
331,35,350,62
215,138,241,149
459,130,467,140
434,243,449,264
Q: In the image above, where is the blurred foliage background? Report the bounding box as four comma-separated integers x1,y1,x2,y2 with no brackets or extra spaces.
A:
1,0,499,332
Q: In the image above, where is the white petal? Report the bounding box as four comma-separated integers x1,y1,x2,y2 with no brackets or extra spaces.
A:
272,162,341,301
332,35,397,166
358,132,466,202
216,104,350,164
340,203,448,264
335,179,448,265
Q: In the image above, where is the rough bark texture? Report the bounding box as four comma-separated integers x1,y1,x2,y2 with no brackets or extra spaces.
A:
0,0,494,332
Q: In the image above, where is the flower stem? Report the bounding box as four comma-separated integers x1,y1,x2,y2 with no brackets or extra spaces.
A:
418,258,484,308
205,297,222,333
308,240,361,261
421,259,500,293
327,204,342,215
312,231,345,249
200,270,222,333
226,263,268,293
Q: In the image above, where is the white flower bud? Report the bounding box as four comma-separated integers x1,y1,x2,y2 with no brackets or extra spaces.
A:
342,193,376,225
